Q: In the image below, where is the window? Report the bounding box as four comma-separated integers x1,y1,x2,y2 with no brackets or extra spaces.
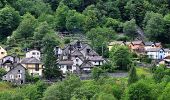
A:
18,74,21,78
67,66,72,70
32,52,36,55
1,52,4,54
76,59,79,62
9,75,14,79
35,64,39,71
37,52,39,55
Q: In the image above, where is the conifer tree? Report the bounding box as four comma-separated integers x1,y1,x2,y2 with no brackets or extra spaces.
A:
128,65,138,85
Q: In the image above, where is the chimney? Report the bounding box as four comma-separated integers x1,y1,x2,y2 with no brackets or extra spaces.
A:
77,41,81,48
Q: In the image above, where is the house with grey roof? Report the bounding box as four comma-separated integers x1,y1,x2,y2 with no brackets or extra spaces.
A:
146,48,165,60
55,40,106,74
0,55,20,72
21,57,43,76
2,63,26,85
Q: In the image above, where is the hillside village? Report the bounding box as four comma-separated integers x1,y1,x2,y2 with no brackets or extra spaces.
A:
1,39,170,85
1,0,170,100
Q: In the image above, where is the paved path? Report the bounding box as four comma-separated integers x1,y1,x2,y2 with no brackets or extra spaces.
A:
80,72,128,80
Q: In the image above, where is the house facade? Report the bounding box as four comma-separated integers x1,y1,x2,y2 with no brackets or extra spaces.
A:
128,41,145,54
55,40,105,74
0,55,20,71
108,41,126,51
21,57,43,76
144,42,162,50
146,48,165,60
2,63,26,84
0,46,7,59
26,50,41,60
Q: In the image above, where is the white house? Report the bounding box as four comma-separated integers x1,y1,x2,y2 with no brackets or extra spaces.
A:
26,50,41,60
58,60,74,74
146,48,165,60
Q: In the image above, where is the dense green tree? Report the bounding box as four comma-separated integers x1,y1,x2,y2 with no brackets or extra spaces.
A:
92,92,116,100
125,0,146,27
43,0,62,11
33,22,54,49
144,12,168,43
38,14,55,28
12,13,37,40
153,65,166,83
123,19,138,40
159,83,170,100
91,67,104,81
110,45,132,70
55,3,69,31
0,6,20,40
66,10,86,33
87,27,115,56
42,34,61,80
96,1,120,19
104,18,123,33
126,80,155,100
83,5,100,32
14,0,52,17
128,66,138,85
43,74,81,100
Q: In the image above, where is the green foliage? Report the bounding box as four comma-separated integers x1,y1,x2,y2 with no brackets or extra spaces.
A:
14,0,52,17
110,45,132,70
12,13,37,40
92,92,116,100
91,67,105,81
144,12,169,44
103,18,123,33
123,19,137,39
66,10,86,33
55,3,69,31
0,68,6,80
43,74,81,100
87,27,115,57
42,34,61,80
159,83,170,100
125,0,146,27
128,66,138,85
126,80,155,100
0,6,20,40
153,65,166,83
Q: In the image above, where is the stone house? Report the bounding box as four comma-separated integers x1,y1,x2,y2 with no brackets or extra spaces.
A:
2,63,26,85
55,40,106,74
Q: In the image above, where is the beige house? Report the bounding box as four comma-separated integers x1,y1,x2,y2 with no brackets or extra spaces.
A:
0,46,7,59
108,41,126,51
21,57,43,76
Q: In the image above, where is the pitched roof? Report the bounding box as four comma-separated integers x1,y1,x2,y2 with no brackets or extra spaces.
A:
71,49,83,56
164,49,170,52
88,50,99,56
132,41,144,45
88,56,104,61
144,42,154,46
58,60,73,65
108,41,125,46
80,61,94,68
21,57,42,64
4,63,26,75
146,48,164,52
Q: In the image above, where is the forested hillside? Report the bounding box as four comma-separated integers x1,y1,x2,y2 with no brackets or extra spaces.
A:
1,0,170,53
